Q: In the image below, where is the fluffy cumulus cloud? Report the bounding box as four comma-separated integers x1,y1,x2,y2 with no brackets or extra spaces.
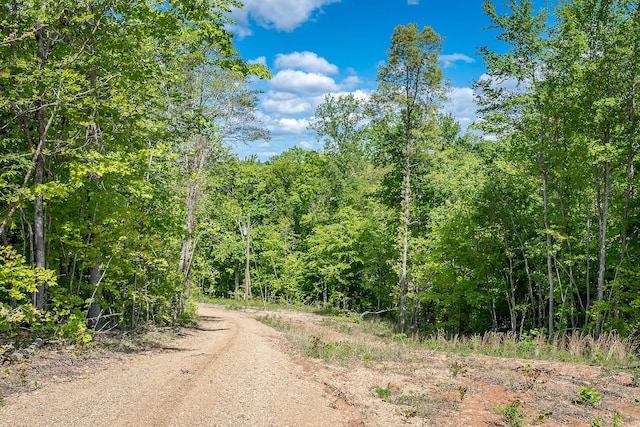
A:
230,0,341,33
444,87,477,128
270,69,340,94
248,56,268,66
244,49,374,157
275,51,339,74
277,117,312,134
262,92,313,115
439,53,475,68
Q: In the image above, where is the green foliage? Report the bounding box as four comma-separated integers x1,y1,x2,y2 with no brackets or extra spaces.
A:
0,246,57,335
449,361,467,377
578,385,602,406
56,314,92,346
497,399,526,427
374,384,393,400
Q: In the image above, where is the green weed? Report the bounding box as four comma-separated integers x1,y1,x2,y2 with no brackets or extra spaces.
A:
578,385,602,406
374,384,393,400
497,399,526,427
449,360,467,377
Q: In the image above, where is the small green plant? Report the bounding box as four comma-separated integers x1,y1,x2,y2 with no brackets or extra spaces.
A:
458,386,467,401
578,385,602,406
449,360,467,377
306,336,325,358
534,412,553,423
375,384,393,400
613,413,624,427
591,418,603,427
497,399,526,427
57,314,92,346
392,333,408,343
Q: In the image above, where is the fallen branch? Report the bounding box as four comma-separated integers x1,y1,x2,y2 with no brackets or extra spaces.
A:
358,308,397,318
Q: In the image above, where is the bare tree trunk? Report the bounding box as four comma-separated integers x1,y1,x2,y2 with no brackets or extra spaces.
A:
595,160,610,338
511,219,536,328
244,213,251,303
541,168,555,338
323,279,328,306
585,202,592,327
234,259,240,298
178,135,208,313
506,252,517,334
87,256,102,328
399,138,411,333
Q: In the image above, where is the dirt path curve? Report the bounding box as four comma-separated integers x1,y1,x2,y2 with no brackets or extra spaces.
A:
0,304,347,427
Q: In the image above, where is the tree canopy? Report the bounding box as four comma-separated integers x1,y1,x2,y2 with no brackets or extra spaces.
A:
3,0,640,344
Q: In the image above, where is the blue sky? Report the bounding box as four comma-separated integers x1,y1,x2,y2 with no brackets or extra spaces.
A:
226,0,548,159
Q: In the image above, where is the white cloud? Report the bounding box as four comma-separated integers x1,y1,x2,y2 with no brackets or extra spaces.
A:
278,117,311,134
477,73,523,92
408,0,419,4
262,92,317,115
249,56,267,66
341,75,362,88
230,0,341,33
258,151,279,158
275,51,339,74
243,49,371,156
299,141,316,149
226,23,253,39
270,69,340,94
444,87,478,129
439,53,475,68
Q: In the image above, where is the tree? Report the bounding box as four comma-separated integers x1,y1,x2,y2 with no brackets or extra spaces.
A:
172,63,269,313
371,23,445,332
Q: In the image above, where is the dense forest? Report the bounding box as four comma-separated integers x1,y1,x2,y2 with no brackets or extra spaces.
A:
1,0,639,344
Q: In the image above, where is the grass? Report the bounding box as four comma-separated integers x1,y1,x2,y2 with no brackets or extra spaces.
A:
253,306,639,424
420,329,638,367
257,308,638,368
201,297,638,368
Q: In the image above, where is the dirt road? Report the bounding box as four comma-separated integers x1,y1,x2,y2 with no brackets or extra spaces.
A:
0,304,347,427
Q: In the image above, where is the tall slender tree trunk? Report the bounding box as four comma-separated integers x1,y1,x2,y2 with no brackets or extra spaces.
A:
32,22,49,309
33,145,46,309
244,213,251,303
584,198,594,329
512,220,536,328
595,160,610,339
506,252,517,333
399,137,411,333
87,256,102,328
234,259,240,298
541,168,555,338
178,135,208,312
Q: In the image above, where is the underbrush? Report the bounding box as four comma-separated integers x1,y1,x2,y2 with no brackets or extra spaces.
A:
256,311,639,368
